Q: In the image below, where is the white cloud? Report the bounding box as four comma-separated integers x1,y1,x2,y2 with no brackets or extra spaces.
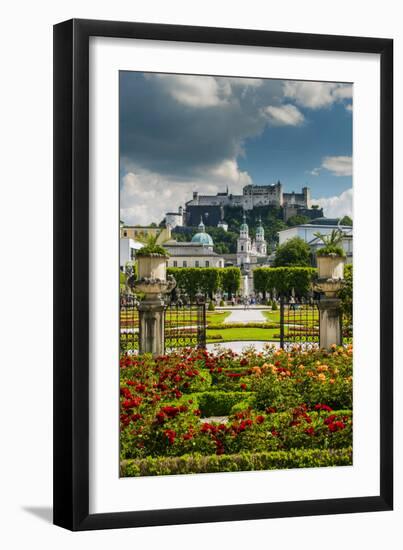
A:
263,104,304,126
120,160,251,226
283,81,352,109
226,77,263,88
314,188,353,218
322,155,352,177
147,74,231,108
307,167,321,176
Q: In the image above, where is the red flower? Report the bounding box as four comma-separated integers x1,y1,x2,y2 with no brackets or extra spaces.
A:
324,414,337,425
265,407,277,414
193,409,201,416
328,421,346,432
156,412,165,424
314,403,333,412
305,427,315,436
120,387,132,399
160,406,180,418
255,415,265,424
163,429,176,444
240,383,247,391
122,397,142,409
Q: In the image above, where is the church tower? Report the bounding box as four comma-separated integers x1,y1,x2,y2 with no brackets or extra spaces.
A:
256,217,267,256
237,213,251,266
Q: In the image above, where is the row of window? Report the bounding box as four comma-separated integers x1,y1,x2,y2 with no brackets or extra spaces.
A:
172,260,210,268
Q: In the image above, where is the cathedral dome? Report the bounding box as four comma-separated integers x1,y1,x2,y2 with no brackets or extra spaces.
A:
191,218,214,246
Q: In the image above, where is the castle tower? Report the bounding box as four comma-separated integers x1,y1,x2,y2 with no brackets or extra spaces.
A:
237,213,251,266
256,217,267,256
303,186,311,208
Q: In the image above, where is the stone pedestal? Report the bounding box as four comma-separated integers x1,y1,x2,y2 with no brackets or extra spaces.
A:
138,298,166,356
317,298,342,348
314,254,345,349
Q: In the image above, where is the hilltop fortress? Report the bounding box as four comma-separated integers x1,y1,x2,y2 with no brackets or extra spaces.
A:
165,182,322,228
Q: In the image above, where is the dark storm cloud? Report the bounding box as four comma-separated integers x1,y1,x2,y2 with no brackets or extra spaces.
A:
119,72,284,179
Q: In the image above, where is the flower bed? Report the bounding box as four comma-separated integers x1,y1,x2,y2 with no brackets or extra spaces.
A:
120,344,353,475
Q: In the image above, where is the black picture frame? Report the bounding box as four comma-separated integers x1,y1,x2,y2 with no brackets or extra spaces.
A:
53,18,393,531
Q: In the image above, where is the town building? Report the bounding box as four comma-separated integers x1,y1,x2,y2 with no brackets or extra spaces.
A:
163,219,225,269
236,215,268,267
120,225,171,243
165,206,184,229
119,238,143,271
278,218,353,263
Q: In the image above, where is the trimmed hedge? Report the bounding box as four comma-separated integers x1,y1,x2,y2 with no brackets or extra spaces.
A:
196,391,254,416
120,447,353,476
253,267,317,297
167,266,241,299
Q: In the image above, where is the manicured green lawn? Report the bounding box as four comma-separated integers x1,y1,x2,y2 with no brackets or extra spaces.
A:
207,326,279,343
263,309,319,327
206,311,230,325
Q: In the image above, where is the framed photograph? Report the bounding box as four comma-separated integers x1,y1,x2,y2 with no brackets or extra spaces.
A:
53,19,393,531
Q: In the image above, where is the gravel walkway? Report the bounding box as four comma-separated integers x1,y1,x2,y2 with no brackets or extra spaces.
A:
223,308,267,324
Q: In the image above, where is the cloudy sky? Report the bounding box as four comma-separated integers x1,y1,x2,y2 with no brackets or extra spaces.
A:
120,72,352,226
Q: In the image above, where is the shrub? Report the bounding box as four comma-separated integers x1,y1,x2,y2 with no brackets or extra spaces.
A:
208,301,215,311
184,369,212,392
196,391,254,417
219,300,226,307
121,447,353,476
230,395,256,414
271,300,278,311
250,347,352,411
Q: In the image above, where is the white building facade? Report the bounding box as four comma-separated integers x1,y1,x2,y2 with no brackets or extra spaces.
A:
119,238,143,270
236,215,268,267
164,219,224,268
278,220,353,263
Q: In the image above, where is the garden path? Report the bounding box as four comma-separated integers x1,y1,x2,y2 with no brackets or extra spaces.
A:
223,308,266,324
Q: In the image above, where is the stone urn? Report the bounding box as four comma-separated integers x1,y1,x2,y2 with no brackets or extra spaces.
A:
317,254,345,280
137,253,167,281
127,253,176,356
314,253,345,348
128,254,175,302
314,254,345,298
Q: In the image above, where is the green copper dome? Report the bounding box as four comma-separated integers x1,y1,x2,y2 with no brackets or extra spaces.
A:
191,217,214,246
191,232,214,245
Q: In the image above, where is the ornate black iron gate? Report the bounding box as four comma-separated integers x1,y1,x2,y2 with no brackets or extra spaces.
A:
164,302,206,351
120,293,139,354
279,298,319,349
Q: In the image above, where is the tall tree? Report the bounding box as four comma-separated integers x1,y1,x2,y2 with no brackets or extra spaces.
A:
273,237,311,267
340,215,353,226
